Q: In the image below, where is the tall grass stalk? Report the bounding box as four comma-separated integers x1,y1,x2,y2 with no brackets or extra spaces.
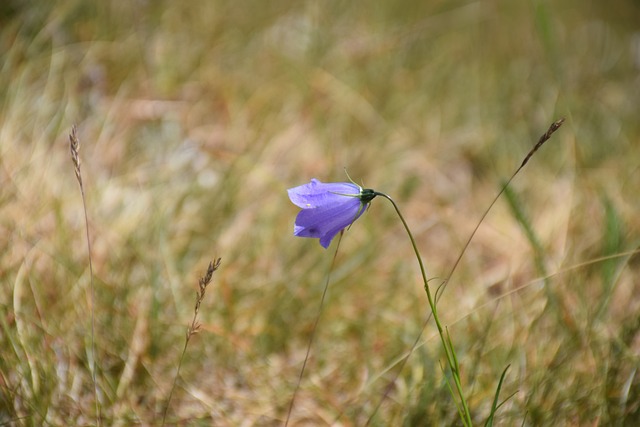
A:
162,258,221,426
68,125,100,425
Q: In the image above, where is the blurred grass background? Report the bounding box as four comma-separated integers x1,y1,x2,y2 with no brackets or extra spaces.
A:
1,0,640,425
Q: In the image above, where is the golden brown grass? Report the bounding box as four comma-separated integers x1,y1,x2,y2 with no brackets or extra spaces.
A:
1,0,640,425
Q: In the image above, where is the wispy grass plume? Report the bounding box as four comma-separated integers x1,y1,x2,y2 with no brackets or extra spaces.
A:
69,124,100,425
162,258,222,426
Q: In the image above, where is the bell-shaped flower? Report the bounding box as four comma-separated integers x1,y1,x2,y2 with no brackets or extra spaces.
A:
288,178,376,248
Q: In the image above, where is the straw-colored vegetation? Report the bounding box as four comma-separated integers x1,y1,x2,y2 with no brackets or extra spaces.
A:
1,0,639,425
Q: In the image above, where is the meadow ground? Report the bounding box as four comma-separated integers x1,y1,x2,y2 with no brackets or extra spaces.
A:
1,1,640,425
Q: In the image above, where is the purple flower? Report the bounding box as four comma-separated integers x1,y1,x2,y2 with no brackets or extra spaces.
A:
288,178,376,248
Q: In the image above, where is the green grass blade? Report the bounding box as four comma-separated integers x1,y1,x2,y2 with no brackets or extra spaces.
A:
484,364,511,427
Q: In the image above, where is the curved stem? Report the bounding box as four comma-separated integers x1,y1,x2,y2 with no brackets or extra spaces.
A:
374,194,435,316
374,192,472,426
367,118,565,425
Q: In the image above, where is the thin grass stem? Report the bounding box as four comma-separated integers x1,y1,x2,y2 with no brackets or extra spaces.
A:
162,258,221,426
69,125,100,425
284,232,344,426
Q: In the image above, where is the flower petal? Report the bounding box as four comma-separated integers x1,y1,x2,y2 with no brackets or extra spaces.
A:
288,179,361,209
317,205,368,248
293,198,367,248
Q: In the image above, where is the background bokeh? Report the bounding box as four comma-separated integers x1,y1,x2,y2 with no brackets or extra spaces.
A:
1,0,639,425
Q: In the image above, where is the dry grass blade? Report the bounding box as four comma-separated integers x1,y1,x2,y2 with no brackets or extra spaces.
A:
68,125,100,425
162,258,222,426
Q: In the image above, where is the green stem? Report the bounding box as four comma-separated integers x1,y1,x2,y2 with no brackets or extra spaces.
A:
375,192,473,426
